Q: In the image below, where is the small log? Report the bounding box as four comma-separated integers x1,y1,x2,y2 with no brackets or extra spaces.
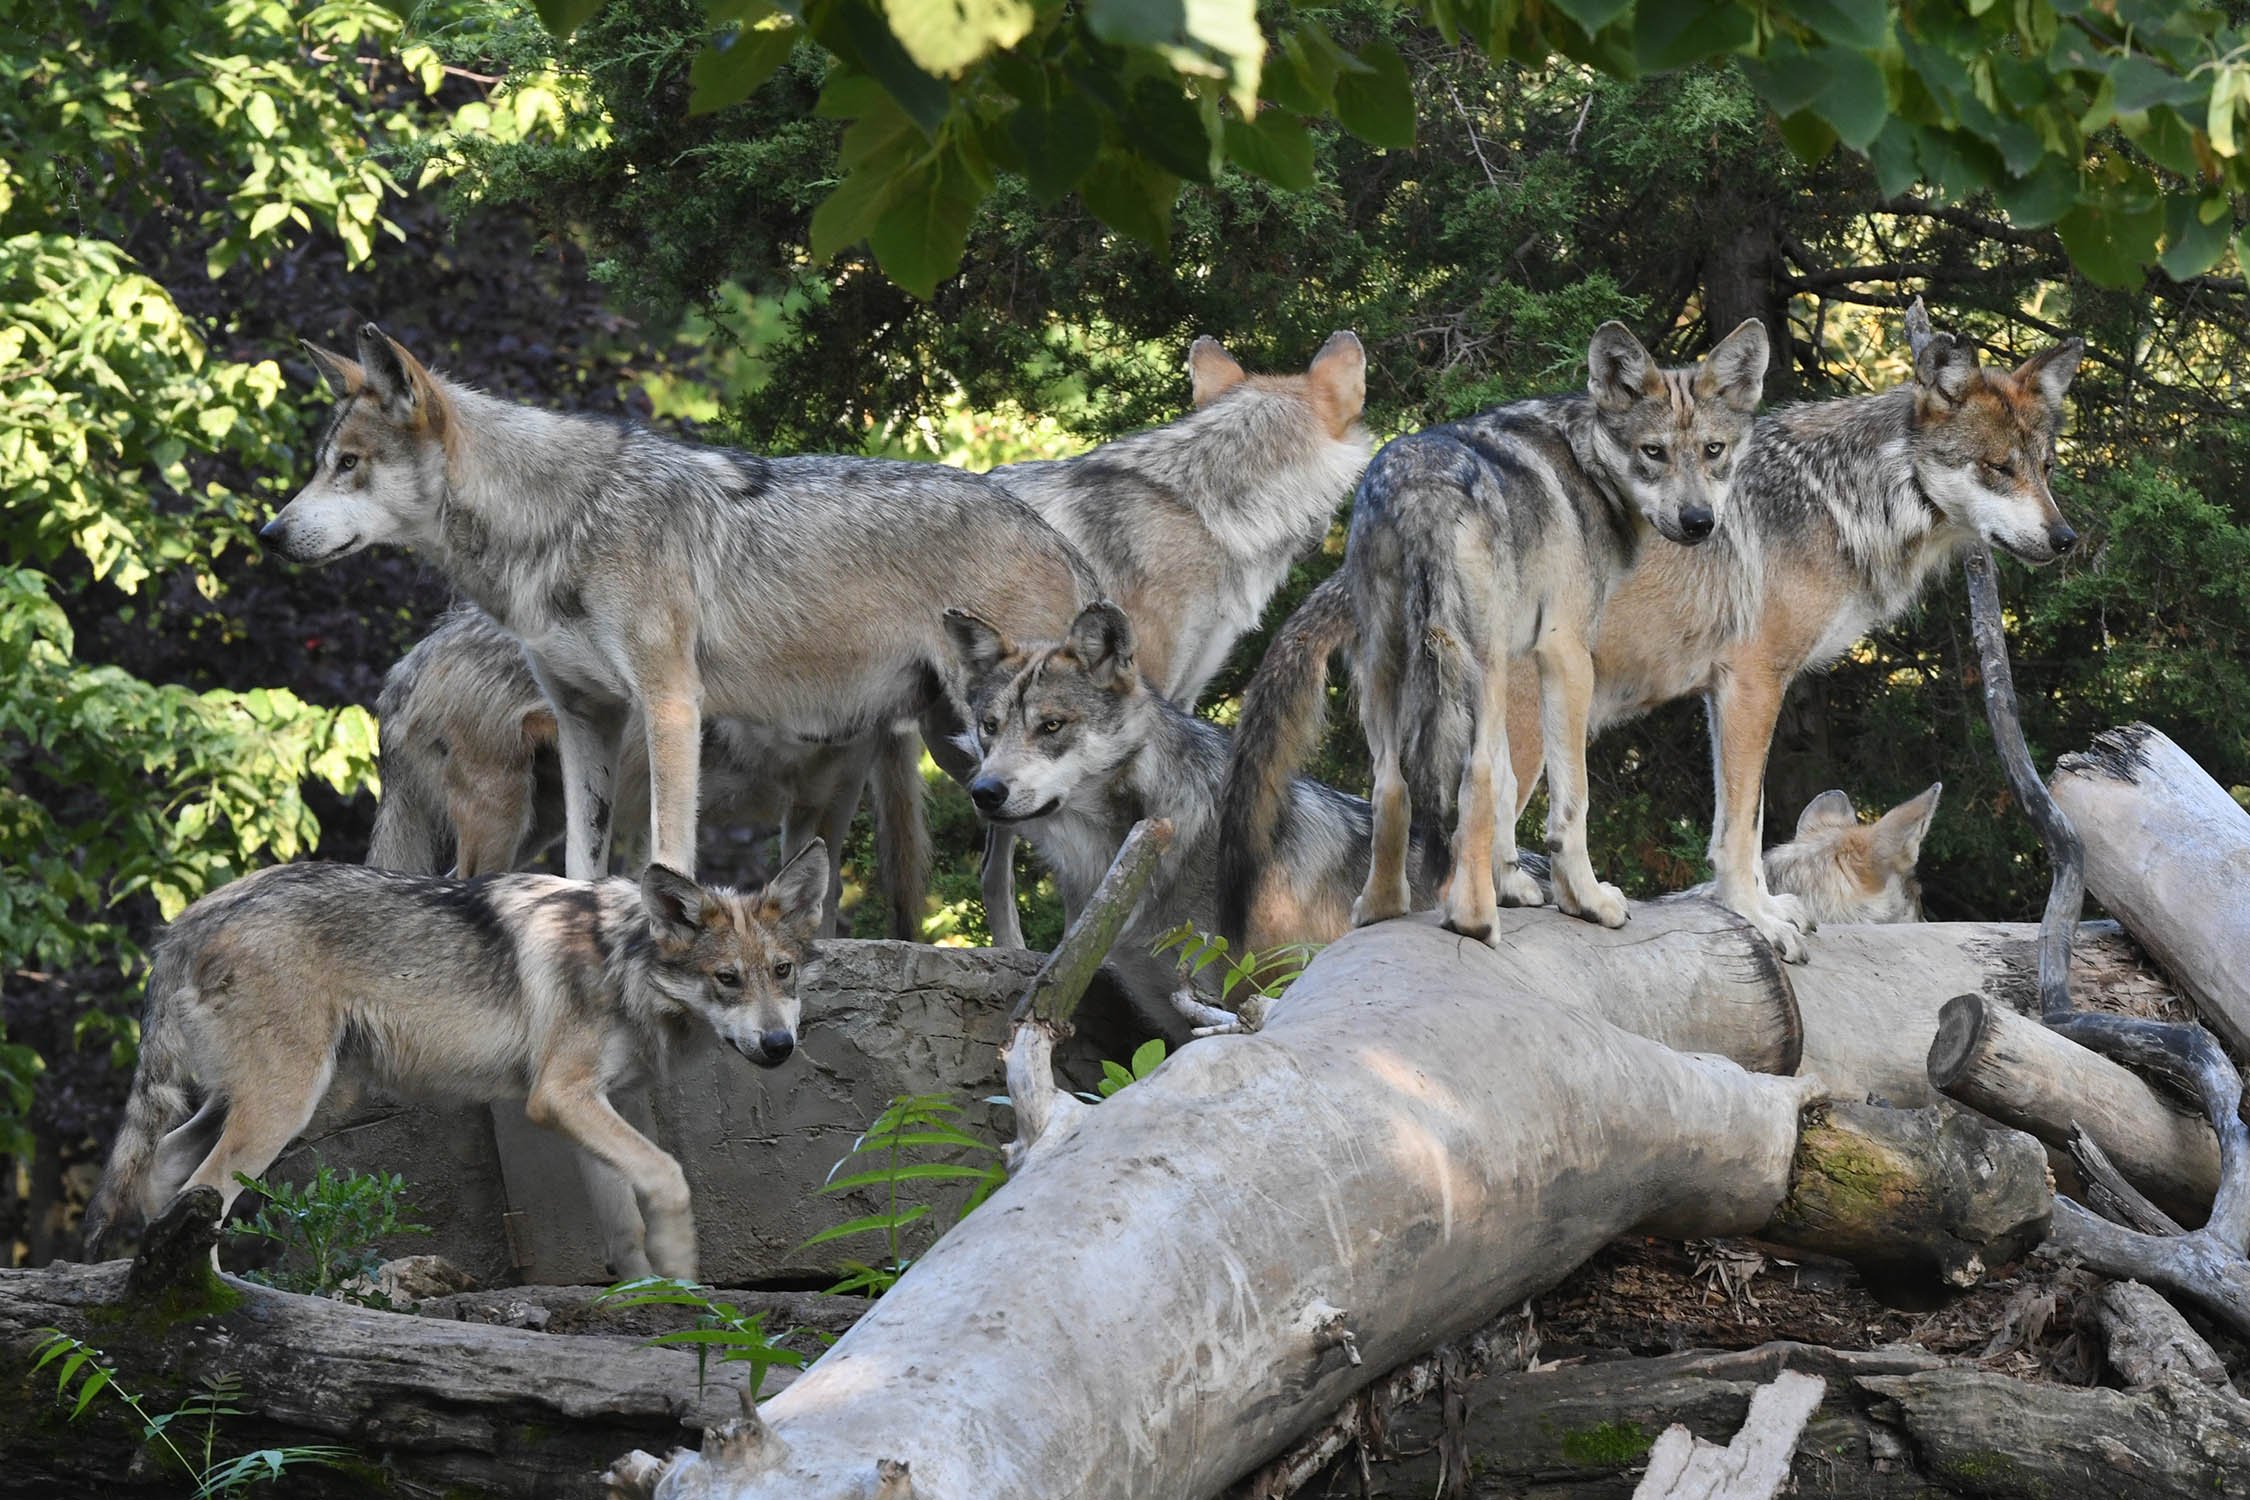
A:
1763,1101,2051,1287
2051,723,2250,1054
1927,992,2219,1224
2088,1280,2230,1391
1632,1369,1826,1500
2066,1127,2185,1237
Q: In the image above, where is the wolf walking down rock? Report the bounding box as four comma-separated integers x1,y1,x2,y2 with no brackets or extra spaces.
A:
1220,318,1771,948
81,846,828,1282
263,322,1101,888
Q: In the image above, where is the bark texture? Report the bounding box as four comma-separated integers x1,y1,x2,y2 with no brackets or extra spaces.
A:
2050,722,2250,1053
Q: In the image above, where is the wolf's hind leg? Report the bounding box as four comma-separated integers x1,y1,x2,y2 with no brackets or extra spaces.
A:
541,679,628,883
145,1096,227,1223
981,827,1025,949
181,1057,333,1224
1704,657,1811,961
1534,632,1627,928
1352,631,1413,928
1441,644,1508,944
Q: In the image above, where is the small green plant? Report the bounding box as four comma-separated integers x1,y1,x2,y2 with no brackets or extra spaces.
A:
1151,925,1322,1031
1090,1037,1169,1101
802,1093,1008,1297
227,1162,428,1302
30,1332,353,1497
594,1278,819,1400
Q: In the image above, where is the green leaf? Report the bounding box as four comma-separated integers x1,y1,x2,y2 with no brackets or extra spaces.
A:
1011,88,1100,202
1549,0,1630,33
530,0,609,39
1079,148,1179,247
2158,195,2232,280
1989,156,2076,228
2058,200,2157,288
809,162,901,264
1809,45,1888,151
2108,53,2199,114
1333,39,1415,150
689,21,797,116
1223,109,1315,190
814,0,951,136
1773,0,1890,50
1086,0,1264,112
243,92,279,139
881,0,1036,77
1262,34,1334,114
1130,1037,1166,1078
1129,77,1216,183
798,1204,931,1250
1739,38,1827,119
1775,106,1839,162
866,140,984,297
1632,0,1754,72
819,1162,997,1193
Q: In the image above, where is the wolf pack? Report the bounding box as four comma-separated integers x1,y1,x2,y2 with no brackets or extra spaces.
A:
82,298,2081,1287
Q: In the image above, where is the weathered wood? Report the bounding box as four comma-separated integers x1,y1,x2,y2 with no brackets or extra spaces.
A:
0,1257,763,1498
2051,723,2250,1054
1765,1101,2050,1287
1857,1367,2250,1499
1927,991,2219,1224
2089,1280,2230,1390
1965,543,2085,1021
1012,816,1173,1027
617,908,2062,1500
1632,1370,1826,1500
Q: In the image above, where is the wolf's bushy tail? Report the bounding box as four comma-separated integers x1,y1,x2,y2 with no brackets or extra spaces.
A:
1395,562,1478,831
870,729,931,940
1215,572,1360,947
79,942,200,1258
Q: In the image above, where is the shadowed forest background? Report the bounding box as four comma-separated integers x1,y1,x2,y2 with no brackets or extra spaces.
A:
7,0,2250,1263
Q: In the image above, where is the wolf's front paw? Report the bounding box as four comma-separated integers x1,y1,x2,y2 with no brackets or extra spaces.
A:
1441,894,1499,945
1730,891,1812,962
1560,879,1628,929
1351,884,1410,928
1495,863,1543,908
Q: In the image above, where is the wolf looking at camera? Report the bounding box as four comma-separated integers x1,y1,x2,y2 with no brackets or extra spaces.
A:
81,846,828,1282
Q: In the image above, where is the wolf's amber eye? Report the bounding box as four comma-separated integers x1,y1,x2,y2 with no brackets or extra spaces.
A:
773,960,793,981
1702,441,1725,459
714,966,742,989
1987,460,2015,479
1639,444,1667,462
336,453,359,472
980,717,999,737
1039,718,1065,735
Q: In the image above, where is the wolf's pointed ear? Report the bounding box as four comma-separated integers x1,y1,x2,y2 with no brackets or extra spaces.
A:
1587,322,1659,411
1903,297,1936,363
942,607,1011,680
1872,782,1941,871
2013,338,2084,413
355,321,447,432
641,863,712,950
1067,600,1136,689
1694,318,1770,413
1188,337,1247,406
1794,789,1859,838
1306,331,1366,428
763,838,829,944
300,341,364,397
1911,319,1980,406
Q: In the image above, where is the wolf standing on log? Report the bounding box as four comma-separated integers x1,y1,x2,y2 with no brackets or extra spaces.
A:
81,846,828,1281
263,323,1100,886
1222,318,1771,947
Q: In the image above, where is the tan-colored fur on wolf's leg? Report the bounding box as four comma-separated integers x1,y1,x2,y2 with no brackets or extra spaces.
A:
1533,624,1627,927
1351,614,1414,928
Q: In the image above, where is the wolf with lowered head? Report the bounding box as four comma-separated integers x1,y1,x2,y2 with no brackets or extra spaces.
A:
81,845,827,1281
263,323,1100,886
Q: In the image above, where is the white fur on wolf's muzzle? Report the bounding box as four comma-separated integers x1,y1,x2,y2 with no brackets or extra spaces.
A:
262,485,384,564
1924,469,2069,564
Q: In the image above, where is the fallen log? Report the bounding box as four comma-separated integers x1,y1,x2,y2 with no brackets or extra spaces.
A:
0,1189,752,1499
2051,723,2250,1054
1632,1369,1826,1500
1928,991,2219,1224
2087,1279,2230,1391
615,895,2052,1500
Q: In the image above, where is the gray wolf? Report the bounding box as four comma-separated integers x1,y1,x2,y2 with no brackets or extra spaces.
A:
1499,299,2079,959
265,323,1099,889
944,601,1445,1020
1221,318,1770,948
370,603,926,937
80,845,828,1281
967,333,1372,947
1749,783,1942,925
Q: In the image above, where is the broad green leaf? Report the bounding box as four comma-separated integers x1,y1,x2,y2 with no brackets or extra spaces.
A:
808,160,904,264
530,0,609,39
1130,1037,1166,1078
689,20,797,116
2058,199,2159,288
866,141,983,297
1810,45,1888,151
1549,0,1630,33
1775,107,1839,163
1011,89,1100,202
1773,0,1890,50
1989,155,2076,228
814,0,951,136
1223,109,1315,191
243,91,278,139
882,0,1036,78
1261,33,1334,114
1079,148,1179,247
1129,77,1217,183
1333,39,1414,150
1631,0,1754,72
1739,39,1828,119
1087,0,1264,112
2108,53,2200,114
2158,195,2232,280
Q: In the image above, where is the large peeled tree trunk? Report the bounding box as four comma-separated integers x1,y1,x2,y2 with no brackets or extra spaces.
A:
618,825,2052,1500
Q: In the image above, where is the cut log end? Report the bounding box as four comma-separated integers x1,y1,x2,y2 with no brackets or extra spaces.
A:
1925,993,1987,1092
2052,722,2159,787
1766,1101,2051,1288
123,1183,227,1310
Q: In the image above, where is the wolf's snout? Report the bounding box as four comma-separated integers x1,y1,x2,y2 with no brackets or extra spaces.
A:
753,1030,795,1068
2046,520,2079,555
969,776,1010,814
258,517,287,544
1677,506,1715,541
